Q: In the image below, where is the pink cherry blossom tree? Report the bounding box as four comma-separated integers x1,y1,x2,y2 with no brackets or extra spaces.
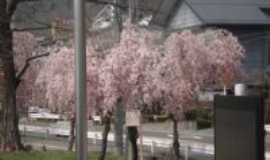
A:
36,45,74,151
14,32,38,112
35,40,112,155
14,32,51,113
199,29,245,94
157,31,212,159
156,29,244,159
12,32,50,150
35,23,244,160
11,32,39,150
102,22,163,159
102,22,161,111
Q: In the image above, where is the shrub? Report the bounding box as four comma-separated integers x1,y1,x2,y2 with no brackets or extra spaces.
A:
185,107,213,129
197,118,212,130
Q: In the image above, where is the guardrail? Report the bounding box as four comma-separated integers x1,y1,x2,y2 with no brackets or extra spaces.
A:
19,124,270,160
19,124,214,159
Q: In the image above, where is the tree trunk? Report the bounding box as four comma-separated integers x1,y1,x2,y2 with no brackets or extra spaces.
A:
127,127,138,160
67,115,75,151
171,115,181,160
0,8,23,151
98,114,111,160
114,98,125,155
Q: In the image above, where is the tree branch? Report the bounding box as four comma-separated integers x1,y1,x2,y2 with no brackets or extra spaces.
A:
15,52,49,89
12,25,72,32
87,0,159,13
12,26,50,32
88,0,126,9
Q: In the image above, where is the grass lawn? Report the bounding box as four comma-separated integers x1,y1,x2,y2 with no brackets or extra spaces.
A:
0,151,122,160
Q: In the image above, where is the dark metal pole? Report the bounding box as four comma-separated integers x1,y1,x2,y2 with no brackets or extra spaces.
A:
74,0,87,159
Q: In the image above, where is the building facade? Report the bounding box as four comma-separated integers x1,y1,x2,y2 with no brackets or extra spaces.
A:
163,0,270,83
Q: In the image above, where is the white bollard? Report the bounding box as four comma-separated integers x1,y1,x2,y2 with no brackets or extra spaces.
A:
46,129,49,139
150,141,156,156
23,126,26,136
93,133,98,144
184,146,190,160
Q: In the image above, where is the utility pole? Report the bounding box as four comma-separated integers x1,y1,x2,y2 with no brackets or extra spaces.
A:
112,0,125,155
129,0,137,23
74,0,87,160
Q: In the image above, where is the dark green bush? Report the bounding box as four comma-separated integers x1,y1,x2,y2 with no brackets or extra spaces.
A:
143,115,169,123
184,109,197,121
196,118,212,130
195,107,212,120
153,115,169,122
185,107,213,129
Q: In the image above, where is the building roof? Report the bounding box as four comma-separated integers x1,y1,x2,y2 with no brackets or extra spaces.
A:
185,0,270,25
146,0,270,28
149,0,180,27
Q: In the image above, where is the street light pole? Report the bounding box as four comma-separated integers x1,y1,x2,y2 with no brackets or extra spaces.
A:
74,0,87,160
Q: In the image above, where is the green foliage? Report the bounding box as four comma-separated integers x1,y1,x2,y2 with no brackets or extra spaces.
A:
185,107,213,130
185,107,212,120
194,108,212,120
196,118,212,130
153,115,169,122
195,107,213,130
184,109,197,121
0,151,122,160
143,115,169,122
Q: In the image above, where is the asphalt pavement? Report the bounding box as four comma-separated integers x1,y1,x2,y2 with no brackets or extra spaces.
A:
20,121,215,159
19,121,270,160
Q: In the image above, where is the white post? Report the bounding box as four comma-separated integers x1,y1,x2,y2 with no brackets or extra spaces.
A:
23,126,26,136
184,146,190,160
223,85,227,95
150,141,155,156
139,123,144,160
46,128,49,139
93,133,98,144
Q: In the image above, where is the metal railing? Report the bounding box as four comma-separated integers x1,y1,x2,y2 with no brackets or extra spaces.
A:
20,124,214,160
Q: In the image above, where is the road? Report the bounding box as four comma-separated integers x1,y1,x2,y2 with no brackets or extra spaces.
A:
19,122,270,160
19,121,214,159
21,131,212,160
